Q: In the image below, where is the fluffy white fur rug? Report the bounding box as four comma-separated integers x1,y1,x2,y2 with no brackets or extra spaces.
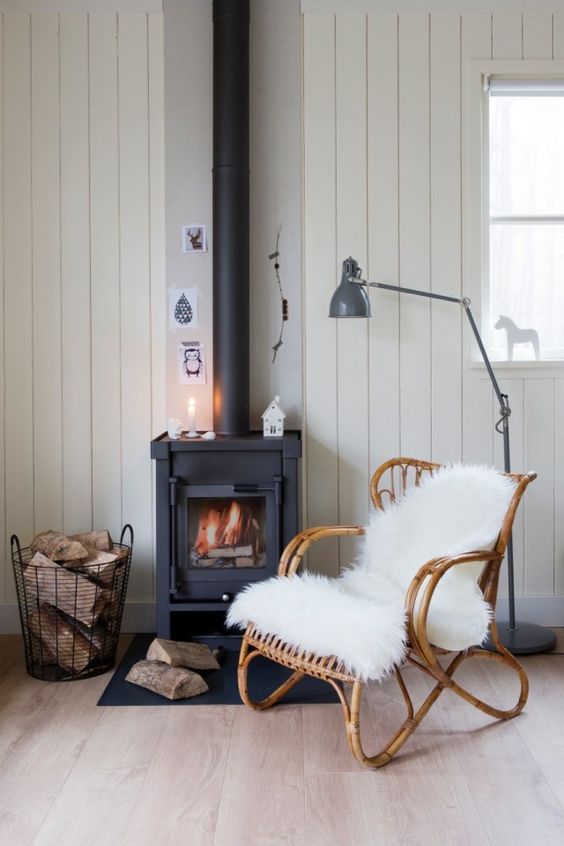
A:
227,465,517,680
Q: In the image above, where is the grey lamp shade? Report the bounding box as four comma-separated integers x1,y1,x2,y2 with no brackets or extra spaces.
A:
329,272,371,318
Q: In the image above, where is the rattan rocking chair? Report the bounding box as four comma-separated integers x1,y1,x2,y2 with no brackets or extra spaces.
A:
237,457,536,769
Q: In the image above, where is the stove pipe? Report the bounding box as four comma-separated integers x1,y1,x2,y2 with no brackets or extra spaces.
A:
212,0,250,436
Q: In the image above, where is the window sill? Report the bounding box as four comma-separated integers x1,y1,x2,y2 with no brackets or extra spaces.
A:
468,359,564,379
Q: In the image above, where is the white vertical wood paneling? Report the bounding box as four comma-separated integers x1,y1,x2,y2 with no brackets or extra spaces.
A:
89,14,122,538
118,13,152,600
31,14,62,533
303,14,339,576
367,13,400,475
523,13,553,59
60,13,92,534
335,14,368,565
461,13,494,467
554,14,564,59
524,380,554,595
0,14,4,603
148,12,166,600
493,13,522,59
3,14,33,602
0,11,164,609
554,380,564,595
148,13,166,442
398,14,431,458
430,13,462,464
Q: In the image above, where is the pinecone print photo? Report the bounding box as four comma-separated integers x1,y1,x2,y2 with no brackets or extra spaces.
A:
168,288,198,329
174,293,193,325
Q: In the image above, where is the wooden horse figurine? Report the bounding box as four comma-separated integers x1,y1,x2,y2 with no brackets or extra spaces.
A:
495,315,540,361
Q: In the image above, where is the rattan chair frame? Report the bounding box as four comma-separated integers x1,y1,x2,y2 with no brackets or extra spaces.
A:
237,457,536,768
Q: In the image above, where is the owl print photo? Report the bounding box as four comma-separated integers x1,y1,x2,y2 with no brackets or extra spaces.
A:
177,341,206,385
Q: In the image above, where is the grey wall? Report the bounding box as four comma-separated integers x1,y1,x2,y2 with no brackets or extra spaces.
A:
164,0,302,433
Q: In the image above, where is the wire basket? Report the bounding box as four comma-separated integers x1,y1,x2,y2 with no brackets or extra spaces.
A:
11,525,134,681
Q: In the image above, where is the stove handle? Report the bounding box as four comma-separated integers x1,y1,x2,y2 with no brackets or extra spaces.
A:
169,476,178,592
233,475,283,505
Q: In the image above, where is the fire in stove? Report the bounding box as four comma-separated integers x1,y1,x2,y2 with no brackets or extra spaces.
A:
189,498,266,569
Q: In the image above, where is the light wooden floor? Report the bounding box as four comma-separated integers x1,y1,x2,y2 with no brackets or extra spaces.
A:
2,635,564,846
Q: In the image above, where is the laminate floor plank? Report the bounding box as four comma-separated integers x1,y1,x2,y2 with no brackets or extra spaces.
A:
213,705,304,846
33,706,167,846
123,706,235,846
1,636,564,846
482,654,564,809
434,657,564,846
0,675,105,845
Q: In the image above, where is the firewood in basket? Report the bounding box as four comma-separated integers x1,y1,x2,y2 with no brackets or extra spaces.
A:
76,547,120,587
146,637,221,670
28,604,97,673
68,530,113,551
126,659,208,699
24,552,106,626
31,530,88,563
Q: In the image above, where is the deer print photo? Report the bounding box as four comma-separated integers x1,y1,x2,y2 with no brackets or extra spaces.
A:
495,315,540,361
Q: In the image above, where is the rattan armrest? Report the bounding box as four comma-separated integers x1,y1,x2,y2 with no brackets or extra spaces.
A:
404,550,503,663
277,525,365,576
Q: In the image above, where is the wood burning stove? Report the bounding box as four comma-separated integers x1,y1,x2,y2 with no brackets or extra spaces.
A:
150,0,301,641
151,432,300,638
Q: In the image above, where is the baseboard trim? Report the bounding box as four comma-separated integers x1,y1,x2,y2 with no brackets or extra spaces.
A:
0,601,156,635
1,597,564,635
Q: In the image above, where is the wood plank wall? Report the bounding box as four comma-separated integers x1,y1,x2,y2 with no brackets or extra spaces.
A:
0,12,166,614
303,10,564,613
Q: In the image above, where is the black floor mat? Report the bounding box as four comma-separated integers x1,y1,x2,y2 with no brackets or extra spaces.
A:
97,633,339,706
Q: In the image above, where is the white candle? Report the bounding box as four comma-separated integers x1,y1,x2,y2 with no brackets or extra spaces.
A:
187,397,197,437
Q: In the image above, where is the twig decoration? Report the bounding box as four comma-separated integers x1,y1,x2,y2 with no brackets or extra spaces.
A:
269,227,289,363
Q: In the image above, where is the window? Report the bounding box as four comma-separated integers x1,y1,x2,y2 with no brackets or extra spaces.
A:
485,78,564,362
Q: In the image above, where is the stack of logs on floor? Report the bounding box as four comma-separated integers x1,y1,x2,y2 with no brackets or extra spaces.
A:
126,638,221,700
24,530,128,675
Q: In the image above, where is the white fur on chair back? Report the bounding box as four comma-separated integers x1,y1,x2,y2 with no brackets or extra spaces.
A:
228,465,517,680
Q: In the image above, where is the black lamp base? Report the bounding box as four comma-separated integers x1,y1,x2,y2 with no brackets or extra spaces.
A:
484,621,557,655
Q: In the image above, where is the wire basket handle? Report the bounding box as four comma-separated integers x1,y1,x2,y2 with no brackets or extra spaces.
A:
10,534,23,561
119,524,134,548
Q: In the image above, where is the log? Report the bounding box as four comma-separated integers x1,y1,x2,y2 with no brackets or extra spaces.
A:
207,544,253,559
28,604,96,673
31,530,88,563
146,638,221,671
126,660,208,700
24,552,106,626
78,547,119,587
236,557,254,567
69,530,113,551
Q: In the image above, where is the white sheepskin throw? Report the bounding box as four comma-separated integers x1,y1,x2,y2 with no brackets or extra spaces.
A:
227,465,517,680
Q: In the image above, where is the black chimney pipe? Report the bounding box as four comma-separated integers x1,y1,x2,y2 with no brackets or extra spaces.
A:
212,0,250,435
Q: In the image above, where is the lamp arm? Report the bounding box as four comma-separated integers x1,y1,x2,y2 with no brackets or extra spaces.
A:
354,273,511,436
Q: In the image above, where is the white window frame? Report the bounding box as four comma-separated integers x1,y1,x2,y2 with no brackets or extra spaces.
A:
463,59,564,376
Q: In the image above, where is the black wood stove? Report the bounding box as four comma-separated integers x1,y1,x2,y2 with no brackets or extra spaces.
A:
151,432,300,638
151,0,301,640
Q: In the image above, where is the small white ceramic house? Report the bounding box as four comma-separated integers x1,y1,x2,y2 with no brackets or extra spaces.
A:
262,395,286,437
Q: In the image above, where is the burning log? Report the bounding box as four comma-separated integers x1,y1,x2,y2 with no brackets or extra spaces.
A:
207,544,253,559
192,500,263,564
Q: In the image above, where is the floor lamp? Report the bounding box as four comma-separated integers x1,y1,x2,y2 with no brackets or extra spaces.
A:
329,256,556,655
